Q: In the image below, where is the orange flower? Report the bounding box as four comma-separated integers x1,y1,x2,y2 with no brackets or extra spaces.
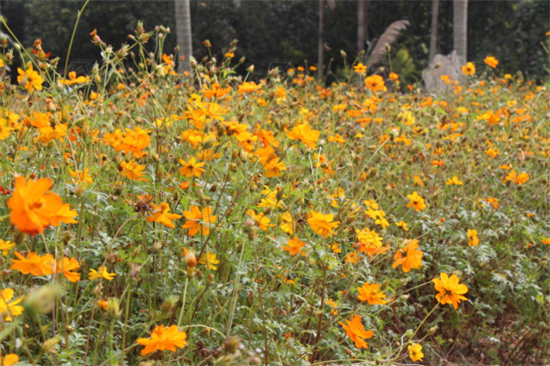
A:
238,81,263,94
392,239,423,273
287,123,320,149
353,63,367,74
263,157,286,178
55,257,81,282
484,56,499,68
8,177,69,235
339,315,374,349
136,325,187,356
0,354,19,366
433,273,468,309
345,250,361,264
504,171,529,185
182,206,217,236
58,71,91,86
50,203,78,226
201,82,231,99
357,282,387,305
179,157,205,178
282,237,306,256
406,191,426,212
146,202,182,228
115,127,151,158
10,252,54,276
307,211,339,238
364,75,386,93
247,209,274,231
461,62,476,76
119,160,148,181
486,197,499,209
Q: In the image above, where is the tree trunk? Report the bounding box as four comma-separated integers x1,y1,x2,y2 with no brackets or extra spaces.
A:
429,0,439,63
317,0,324,81
175,0,193,72
357,0,370,54
453,0,468,64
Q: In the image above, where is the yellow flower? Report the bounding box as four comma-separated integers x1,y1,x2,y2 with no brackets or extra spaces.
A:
179,157,205,178
89,266,116,281
408,343,424,361
307,211,340,238
467,229,479,247
433,273,468,309
407,192,426,211
280,212,294,235
17,64,44,92
0,354,19,366
353,63,367,74
446,176,464,186
396,221,408,231
0,239,15,255
0,288,24,321
461,62,476,76
199,251,219,270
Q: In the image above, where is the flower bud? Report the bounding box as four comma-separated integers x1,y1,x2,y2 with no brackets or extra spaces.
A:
185,251,197,277
42,336,61,353
161,296,179,312
24,284,63,314
224,336,241,354
106,298,122,319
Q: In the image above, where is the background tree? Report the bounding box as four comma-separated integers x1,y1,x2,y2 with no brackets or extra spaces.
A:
429,0,439,63
175,0,192,72
357,0,369,54
453,0,468,64
3,0,547,85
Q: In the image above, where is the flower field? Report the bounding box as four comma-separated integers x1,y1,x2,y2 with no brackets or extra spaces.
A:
0,24,550,366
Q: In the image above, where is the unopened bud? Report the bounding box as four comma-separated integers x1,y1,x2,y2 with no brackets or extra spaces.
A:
161,296,179,312
106,298,122,319
42,336,61,353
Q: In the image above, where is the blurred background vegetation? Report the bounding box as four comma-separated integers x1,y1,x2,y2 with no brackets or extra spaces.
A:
1,0,548,84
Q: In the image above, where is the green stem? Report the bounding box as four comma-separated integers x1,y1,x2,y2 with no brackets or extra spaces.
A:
177,276,189,326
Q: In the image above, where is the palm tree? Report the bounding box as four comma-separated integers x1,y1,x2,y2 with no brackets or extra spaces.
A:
175,0,193,72
453,0,468,64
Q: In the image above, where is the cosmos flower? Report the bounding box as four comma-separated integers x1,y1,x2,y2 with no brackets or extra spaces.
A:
339,315,374,349
433,273,469,309
136,325,187,356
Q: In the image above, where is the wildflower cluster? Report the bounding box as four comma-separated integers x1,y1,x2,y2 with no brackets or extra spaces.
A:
0,22,548,366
